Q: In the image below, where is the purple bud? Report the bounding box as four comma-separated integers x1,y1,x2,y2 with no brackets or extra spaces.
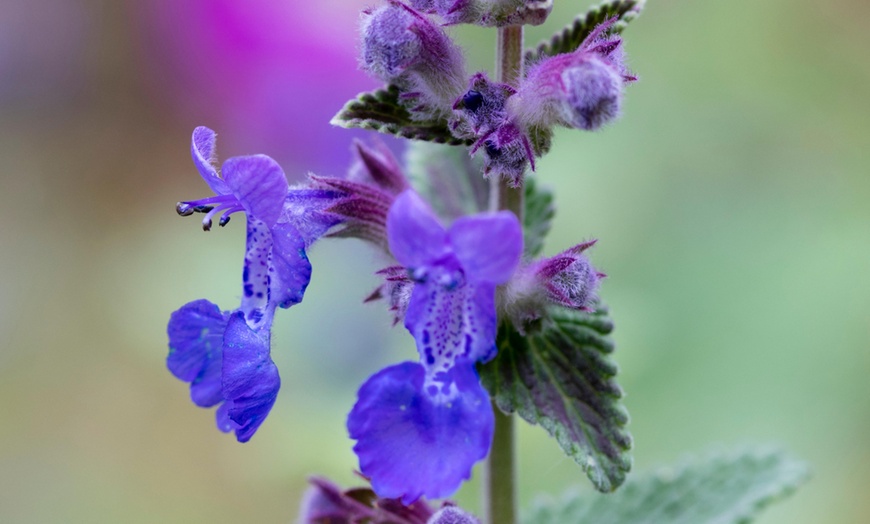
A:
477,121,534,187
503,241,601,332
537,241,602,309
360,1,466,117
451,72,514,139
425,0,552,27
362,3,422,80
561,57,623,130
512,18,635,132
427,505,481,524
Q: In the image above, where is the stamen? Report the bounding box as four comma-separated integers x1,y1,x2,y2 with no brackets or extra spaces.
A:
176,194,237,217
202,202,245,231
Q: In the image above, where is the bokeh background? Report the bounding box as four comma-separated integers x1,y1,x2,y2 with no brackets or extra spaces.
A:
1,0,867,522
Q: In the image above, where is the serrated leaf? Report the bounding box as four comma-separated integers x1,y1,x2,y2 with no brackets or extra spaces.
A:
523,177,555,257
525,0,646,64
478,305,632,492
524,447,809,524
331,85,471,145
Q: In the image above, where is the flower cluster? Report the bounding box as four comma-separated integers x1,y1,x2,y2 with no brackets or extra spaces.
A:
167,0,632,509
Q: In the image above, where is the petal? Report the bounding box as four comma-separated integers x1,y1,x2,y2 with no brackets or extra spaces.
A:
191,126,231,195
240,218,275,328
405,281,498,369
221,312,280,442
222,154,289,227
269,222,313,309
448,211,522,284
347,362,493,504
166,299,229,407
387,190,449,269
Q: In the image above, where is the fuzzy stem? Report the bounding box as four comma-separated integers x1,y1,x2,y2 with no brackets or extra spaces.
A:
484,401,517,524
489,25,525,218
484,24,525,524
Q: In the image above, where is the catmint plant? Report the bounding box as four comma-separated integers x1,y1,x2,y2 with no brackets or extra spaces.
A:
165,1,807,523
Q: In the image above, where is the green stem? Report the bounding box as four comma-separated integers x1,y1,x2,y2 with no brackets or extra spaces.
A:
485,24,525,524
485,402,517,524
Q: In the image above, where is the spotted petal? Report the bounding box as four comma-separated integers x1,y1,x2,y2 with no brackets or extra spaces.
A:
166,299,229,408
221,312,281,442
405,281,498,370
191,126,231,195
347,362,493,504
222,155,289,227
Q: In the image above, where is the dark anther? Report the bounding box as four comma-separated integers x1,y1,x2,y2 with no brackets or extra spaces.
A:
484,141,502,158
462,90,483,112
176,202,195,216
202,220,213,232
193,205,214,213
219,215,232,227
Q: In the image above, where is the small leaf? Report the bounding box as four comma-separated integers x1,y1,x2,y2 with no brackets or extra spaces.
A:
331,85,471,145
523,177,555,257
525,0,646,64
478,305,632,492
523,447,809,524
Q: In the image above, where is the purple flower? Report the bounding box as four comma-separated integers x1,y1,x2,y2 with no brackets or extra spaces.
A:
361,0,466,118
513,17,636,131
167,127,343,441
348,191,523,503
428,505,481,524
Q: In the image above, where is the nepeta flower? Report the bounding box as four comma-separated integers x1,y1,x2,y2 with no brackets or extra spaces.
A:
348,190,522,503
361,0,466,118
167,127,343,441
428,506,481,524
511,17,636,131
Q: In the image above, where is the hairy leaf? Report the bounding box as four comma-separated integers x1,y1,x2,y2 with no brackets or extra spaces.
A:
523,177,555,257
478,305,632,492
525,0,646,64
524,447,809,524
331,85,471,145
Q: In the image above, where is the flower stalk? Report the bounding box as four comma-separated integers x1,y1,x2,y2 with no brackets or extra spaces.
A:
485,24,524,524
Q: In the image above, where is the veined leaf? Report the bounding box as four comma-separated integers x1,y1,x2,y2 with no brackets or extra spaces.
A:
479,305,632,492
524,447,809,524
331,85,470,145
525,0,646,64
523,177,555,257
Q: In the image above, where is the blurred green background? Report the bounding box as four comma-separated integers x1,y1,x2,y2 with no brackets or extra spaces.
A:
1,0,867,522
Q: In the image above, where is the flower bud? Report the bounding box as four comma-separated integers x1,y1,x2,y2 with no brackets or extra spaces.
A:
360,1,466,117
503,241,602,332
511,18,635,132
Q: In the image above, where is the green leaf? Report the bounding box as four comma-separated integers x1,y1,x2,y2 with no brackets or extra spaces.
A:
331,85,471,145
523,177,555,257
525,0,646,64
478,305,632,492
524,447,809,524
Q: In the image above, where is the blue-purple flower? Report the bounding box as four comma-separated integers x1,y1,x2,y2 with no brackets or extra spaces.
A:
167,127,344,442
348,190,523,503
